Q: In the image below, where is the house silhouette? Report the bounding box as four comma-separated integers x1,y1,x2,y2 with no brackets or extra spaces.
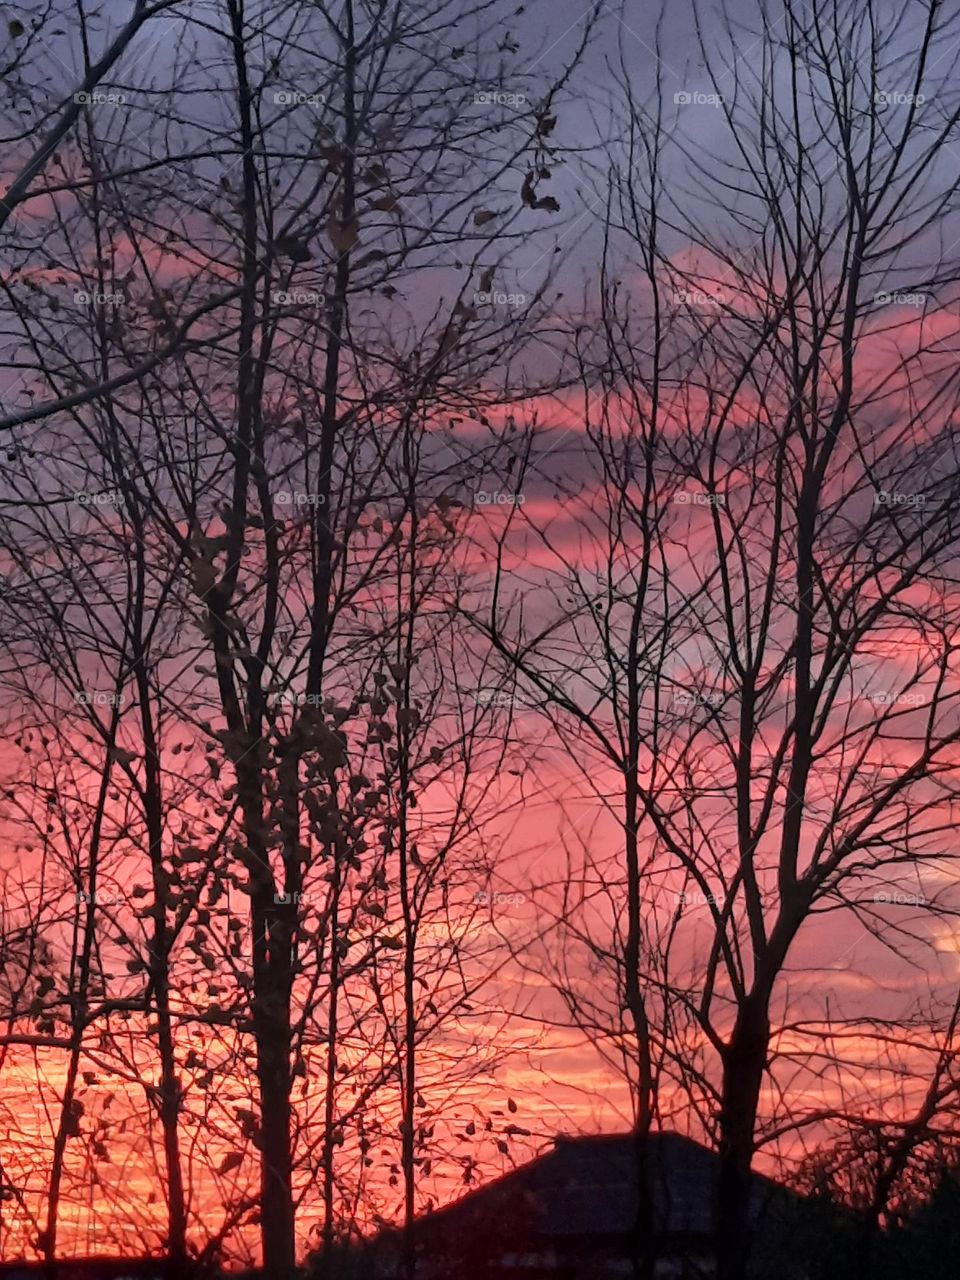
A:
354,1131,842,1279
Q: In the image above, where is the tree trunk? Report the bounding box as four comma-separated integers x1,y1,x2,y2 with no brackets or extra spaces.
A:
133,646,188,1266
321,847,343,1264
629,1124,655,1280
154,958,188,1266
716,999,770,1280
44,716,120,1269
624,605,656,1280
399,804,417,1280
252,889,296,1280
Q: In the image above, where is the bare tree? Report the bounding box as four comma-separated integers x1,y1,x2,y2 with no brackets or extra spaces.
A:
471,3,960,1278
0,0,592,1272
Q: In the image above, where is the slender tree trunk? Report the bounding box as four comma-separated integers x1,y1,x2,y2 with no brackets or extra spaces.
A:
305,0,356,697
245,706,299,1280
143,794,188,1268
397,421,420,1280
624,792,655,1280
43,1055,82,1276
624,526,656,1280
321,844,343,1263
245,759,296,1280
130,572,188,1266
222,0,297,1271
43,711,121,1270
629,1124,654,1280
398,697,417,1275
154,964,188,1264
399,849,417,1280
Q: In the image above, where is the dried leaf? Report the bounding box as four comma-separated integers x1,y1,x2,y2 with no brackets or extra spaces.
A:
327,219,359,253
274,235,311,262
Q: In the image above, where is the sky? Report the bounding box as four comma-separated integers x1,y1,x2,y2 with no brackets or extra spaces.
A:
2,0,960,1266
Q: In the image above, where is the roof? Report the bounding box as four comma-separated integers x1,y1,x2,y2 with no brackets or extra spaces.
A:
407,1131,798,1244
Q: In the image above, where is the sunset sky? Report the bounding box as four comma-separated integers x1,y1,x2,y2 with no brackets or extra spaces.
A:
2,0,960,1276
